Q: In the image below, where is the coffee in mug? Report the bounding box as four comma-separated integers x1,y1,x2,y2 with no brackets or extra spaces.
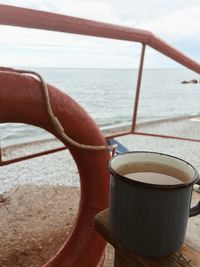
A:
116,161,189,185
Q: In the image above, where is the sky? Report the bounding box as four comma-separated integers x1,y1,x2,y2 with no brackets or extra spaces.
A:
0,0,200,68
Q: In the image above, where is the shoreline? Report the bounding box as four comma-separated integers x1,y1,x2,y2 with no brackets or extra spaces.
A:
2,113,200,150
1,114,200,195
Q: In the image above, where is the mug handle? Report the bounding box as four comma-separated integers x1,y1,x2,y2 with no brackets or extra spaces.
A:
189,178,200,217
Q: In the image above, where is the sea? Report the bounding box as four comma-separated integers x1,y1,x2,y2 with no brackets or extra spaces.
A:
0,68,200,146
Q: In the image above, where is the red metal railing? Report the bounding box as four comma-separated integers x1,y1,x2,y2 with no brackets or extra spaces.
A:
0,5,200,73
0,145,67,166
0,4,200,166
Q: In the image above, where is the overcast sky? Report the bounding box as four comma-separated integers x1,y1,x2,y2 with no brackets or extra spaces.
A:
0,0,200,68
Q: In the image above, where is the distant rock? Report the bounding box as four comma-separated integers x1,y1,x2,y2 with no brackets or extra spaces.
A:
181,79,198,84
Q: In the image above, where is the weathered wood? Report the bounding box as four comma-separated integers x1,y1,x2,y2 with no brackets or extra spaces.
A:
94,209,200,267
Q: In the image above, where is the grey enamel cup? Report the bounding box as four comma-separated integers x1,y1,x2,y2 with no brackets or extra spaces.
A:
108,151,200,258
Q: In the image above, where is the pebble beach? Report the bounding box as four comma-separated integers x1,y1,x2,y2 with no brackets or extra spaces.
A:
0,116,200,266
1,115,200,194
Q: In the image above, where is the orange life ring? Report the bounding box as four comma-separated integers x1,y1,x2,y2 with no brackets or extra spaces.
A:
0,71,110,266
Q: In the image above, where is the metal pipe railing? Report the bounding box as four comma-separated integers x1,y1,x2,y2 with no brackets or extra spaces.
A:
0,145,67,166
0,4,200,74
0,4,200,165
132,44,146,131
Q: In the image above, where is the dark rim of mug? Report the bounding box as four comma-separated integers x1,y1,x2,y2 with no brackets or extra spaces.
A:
108,151,199,189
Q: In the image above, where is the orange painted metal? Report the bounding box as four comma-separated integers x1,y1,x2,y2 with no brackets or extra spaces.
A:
0,4,200,74
132,44,146,131
105,131,200,143
133,131,200,143
0,146,67,166
0,4,200,144
0,71,110,267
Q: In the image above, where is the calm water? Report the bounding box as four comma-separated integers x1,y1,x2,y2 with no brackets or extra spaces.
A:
0,68,200,145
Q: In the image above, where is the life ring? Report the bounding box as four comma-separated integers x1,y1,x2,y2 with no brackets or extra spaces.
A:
0,71,110,266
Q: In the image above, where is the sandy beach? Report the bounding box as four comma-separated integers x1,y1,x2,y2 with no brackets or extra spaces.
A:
0,117,200,266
